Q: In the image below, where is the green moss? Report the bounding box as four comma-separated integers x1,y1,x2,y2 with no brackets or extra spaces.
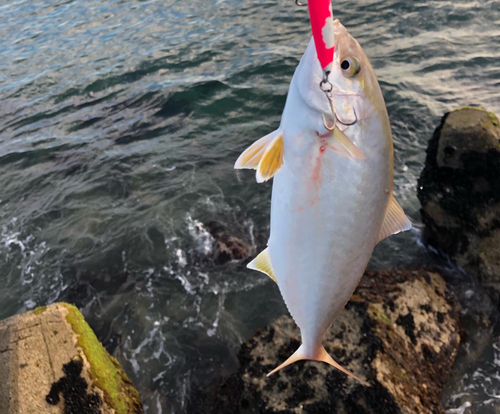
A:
451,106,499,129
33,306,47,315
488,111,499,126
401,369,408,381
453,105,485,112
378,311,391,325
61,303,142,414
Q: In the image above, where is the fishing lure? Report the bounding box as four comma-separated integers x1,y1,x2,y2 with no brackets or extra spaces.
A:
305,0,335,75
297,0,340,130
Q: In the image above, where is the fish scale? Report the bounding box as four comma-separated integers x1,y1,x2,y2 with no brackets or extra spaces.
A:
271,143,388,332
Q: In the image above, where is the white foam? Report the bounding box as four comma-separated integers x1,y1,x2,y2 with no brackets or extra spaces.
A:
186,215,214,256
175,249,187,267
445,401,471,414
174,274,195,295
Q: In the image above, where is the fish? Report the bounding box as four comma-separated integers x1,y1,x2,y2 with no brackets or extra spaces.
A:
234,19,411,384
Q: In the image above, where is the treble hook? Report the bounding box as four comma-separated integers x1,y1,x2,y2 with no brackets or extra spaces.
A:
319,72,358,130
322,96,337,131
322,103,359,131
295,0,307,6
320,73,336,131
322,104,359,130
337,107,358,127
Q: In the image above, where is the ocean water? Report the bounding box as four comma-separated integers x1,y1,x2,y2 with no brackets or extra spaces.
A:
1,0,499,412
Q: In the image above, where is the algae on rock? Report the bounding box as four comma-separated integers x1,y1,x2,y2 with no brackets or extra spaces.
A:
62,303,143,414
0,302,143,414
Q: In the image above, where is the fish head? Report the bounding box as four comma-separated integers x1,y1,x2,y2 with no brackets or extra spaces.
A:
329,19,387,120
294,20,388,129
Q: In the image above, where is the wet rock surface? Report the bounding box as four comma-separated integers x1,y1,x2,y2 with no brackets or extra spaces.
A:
190,268,460,414
418,107,500,301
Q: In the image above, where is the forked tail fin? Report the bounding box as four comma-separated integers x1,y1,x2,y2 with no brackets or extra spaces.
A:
267,344,370,387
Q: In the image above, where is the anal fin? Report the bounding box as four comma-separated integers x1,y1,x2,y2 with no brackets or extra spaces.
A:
247,248,277,284
377,194,412,243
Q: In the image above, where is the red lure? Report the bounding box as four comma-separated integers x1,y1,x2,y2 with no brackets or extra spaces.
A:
307,0,335,74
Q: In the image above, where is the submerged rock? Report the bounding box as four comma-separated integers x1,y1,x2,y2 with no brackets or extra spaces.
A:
206,220,253,264
418,107,500,301
0,303,143,414
191,268,460,414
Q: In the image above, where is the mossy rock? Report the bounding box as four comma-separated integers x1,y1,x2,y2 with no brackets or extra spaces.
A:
0,303,143,414
33,305,48,315
61,303,143,414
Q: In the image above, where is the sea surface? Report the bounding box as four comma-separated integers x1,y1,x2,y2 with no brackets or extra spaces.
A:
1,0,499,412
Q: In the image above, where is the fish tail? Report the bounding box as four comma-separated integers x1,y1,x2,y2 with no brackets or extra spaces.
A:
266,343,370,386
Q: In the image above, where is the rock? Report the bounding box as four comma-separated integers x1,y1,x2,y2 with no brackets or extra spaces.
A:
190,268,460,414
0,303,143,414
417,107,500,300
206,220,253,264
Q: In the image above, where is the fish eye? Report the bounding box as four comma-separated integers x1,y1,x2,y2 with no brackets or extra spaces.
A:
340,56,361,78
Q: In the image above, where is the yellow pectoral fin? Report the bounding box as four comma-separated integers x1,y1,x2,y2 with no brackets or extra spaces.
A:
247,248,277,284
256,133,284,183
234,129,281,170
377,195,412,243
332,127,365,160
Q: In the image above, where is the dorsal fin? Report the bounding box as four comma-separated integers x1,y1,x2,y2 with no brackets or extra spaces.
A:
377,195,412,243
247,248,277,284
234,129,281,171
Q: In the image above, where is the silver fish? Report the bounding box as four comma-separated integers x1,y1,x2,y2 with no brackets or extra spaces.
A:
235,19,411,383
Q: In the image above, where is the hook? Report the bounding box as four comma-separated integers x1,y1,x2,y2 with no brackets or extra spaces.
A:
295,0,307,6
337,107,358,127
322,102,359,131
323,105,359,130
321,93,359,131
322,96,337,131
319,72,358,130
322,113,335,131
320,74,336,131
